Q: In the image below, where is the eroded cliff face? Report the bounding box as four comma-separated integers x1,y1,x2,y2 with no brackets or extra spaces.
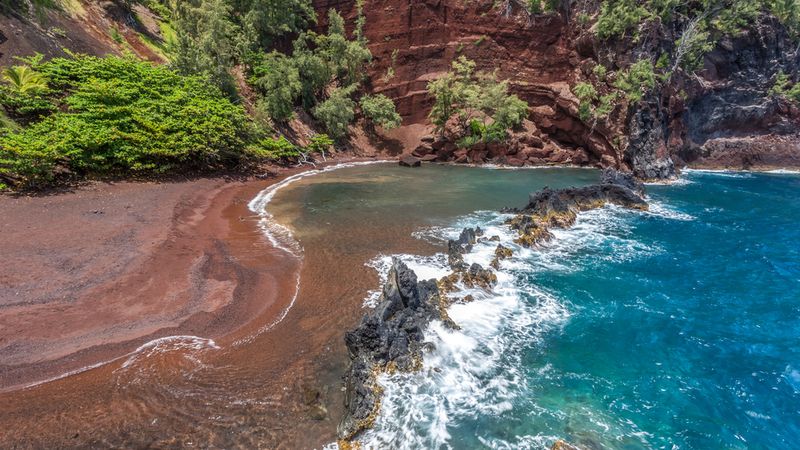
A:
316,0,800,176
673,15,800,169
0,1,166,66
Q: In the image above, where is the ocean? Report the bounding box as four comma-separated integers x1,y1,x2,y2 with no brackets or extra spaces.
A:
267,164,800,449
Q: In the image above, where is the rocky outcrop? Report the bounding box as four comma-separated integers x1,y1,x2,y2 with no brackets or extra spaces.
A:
339,259,445,440
506,169,648,246
625,96,676,180
446,226,480,270
600,167,645,196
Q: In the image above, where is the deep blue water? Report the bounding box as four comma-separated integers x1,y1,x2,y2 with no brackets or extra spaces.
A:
515,171,800,450
358,169,800,450
273,165,800,449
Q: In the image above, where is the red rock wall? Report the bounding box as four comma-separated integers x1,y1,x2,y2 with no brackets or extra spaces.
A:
314,0,620,167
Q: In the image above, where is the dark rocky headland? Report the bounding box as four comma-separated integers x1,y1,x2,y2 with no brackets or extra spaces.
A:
338,169,649,445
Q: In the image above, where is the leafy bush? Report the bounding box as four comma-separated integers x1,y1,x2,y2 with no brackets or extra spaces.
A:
360,94,401,130
427,56,529,136
313,85,357,140
614,59,657,103
307,133,334,154
596,0,649,40
456,120,508,148
0,54,248,187
573,82,597,121
592,64,608,81
770,70,800,103
247,135,299,159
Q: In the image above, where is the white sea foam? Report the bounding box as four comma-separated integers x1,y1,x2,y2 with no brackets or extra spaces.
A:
363,253,451,307
348,203,661,449
120,335,220,369
681,168,755,178
22,335,221,390
645,200,696,221
354,213,572,449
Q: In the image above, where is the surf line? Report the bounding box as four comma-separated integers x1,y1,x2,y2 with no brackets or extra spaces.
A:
20,335,220,391
236,160,393,346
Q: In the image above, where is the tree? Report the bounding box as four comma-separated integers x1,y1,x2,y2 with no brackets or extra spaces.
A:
312,85,357,140
252,51,301,121
427,56,477,133
427,57,528,137
359,94,401,130
236,0,316,51
314,9,372,87
170,0,240,97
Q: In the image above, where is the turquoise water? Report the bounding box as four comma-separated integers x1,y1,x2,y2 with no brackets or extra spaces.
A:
353,169,800,449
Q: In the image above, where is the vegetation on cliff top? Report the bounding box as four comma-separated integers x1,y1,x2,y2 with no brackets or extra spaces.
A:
571,0,798,128
0,0,398,189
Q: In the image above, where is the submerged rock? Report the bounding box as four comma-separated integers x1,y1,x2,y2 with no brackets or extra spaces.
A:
339,259,444,440
551,440,583,450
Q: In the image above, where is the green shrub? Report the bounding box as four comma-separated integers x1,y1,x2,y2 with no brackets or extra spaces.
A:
0,54,248,187
596,0,649,40
573,82,597,121
247,135,299,160
456,120,507,148
306,133,334,154
614,59,657,103
592,64,608,81
770,70,800,103
313,85,357,140
360,94,401,130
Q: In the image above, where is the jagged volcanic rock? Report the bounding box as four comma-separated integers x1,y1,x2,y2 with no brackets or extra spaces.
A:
447,226,481,270
339,259,444,439
600,167,646,196
507,169,648,246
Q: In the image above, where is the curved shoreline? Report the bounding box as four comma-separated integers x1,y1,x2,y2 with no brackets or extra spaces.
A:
0,160,386,393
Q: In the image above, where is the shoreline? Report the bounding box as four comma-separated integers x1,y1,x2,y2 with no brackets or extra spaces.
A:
0,162,800,393
338,170,650,446
0,157,383,393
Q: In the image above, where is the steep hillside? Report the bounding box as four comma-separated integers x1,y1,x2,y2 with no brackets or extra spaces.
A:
0,0,167,64
2,0,799,180
317,0,800,176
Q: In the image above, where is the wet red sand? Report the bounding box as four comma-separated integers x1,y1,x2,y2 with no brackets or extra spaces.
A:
0,158,438,448
0,164,341,446
0,175,291,391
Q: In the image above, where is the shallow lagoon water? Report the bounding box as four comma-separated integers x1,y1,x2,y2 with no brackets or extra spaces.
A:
270,165,800,449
